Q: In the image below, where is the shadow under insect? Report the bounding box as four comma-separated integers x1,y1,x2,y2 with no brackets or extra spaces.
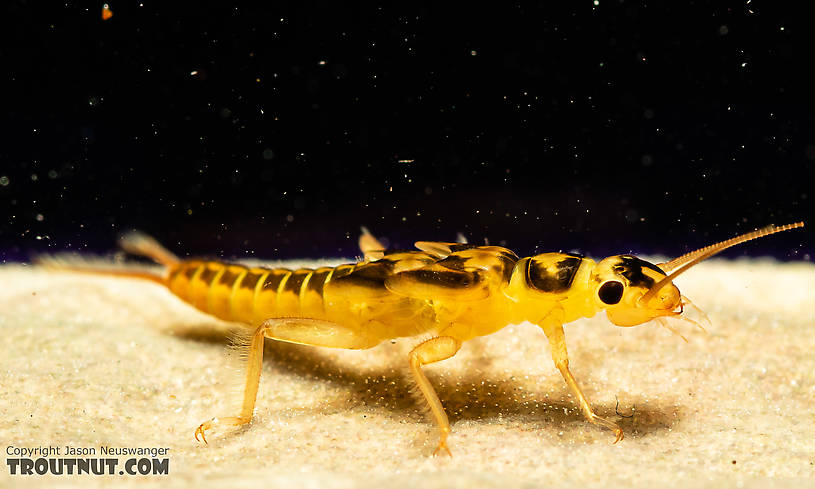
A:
171,322,680,443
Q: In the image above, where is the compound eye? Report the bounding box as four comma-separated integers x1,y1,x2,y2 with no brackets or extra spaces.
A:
598,281,624,305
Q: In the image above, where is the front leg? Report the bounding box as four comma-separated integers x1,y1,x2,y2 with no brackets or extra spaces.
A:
539,309,624,443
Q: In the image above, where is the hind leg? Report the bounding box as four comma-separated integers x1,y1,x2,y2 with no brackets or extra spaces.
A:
195,322,266,443
359,227,386,261
408,336,462,456
195,318,378,443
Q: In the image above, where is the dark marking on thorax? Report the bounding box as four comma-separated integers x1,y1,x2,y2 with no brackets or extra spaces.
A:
526,254,583,293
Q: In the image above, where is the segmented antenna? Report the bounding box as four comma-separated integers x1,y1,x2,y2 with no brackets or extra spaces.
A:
642,222,804,304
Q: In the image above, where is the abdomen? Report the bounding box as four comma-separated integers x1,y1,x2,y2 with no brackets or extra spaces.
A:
167,259,440,343
166,260,358,324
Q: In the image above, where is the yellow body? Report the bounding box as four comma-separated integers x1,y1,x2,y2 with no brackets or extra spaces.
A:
41,223,803,456
167,246,684,346
169,260,433,347
167,242,682,454
166,250,603,348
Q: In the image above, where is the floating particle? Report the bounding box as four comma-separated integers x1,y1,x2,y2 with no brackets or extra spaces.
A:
0,176,9,186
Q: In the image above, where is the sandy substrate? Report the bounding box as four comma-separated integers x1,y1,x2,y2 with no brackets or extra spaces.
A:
1,258,814,488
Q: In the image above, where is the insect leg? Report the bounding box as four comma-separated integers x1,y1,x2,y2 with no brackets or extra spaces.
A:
359,227,386,261
539,311,624,443
195,318,379,443
259,317,380,349
408,336,462,457
195,323,266,443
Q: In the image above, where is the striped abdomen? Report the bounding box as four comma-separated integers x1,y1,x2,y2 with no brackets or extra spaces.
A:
166,260,358,324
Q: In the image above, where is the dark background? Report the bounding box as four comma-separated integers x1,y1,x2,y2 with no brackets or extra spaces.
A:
1,1,811,262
